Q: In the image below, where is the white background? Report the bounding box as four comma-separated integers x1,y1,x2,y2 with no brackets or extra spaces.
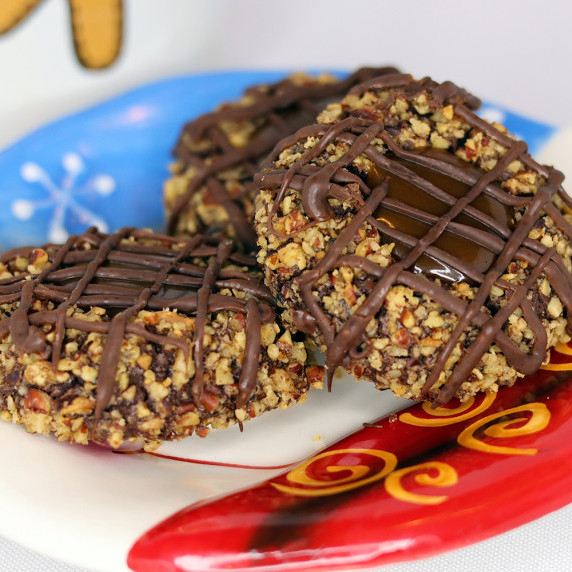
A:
1,1,572,571
2,0,572,149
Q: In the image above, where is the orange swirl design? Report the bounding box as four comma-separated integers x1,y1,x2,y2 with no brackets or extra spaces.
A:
540,341,572,371
457,403,550,455
399,392,496,427
385,462,458,505
271,448,398,497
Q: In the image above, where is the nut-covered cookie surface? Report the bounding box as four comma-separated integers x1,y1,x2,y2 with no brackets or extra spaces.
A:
0,228,317,450
164,67,398,250
255,73,572,404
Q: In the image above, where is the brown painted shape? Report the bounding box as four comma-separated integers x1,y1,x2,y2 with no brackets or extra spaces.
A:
68,0,123,69
0,0,44,35
0,0,123,69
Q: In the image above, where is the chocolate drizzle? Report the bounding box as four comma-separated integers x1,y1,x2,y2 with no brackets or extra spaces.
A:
168,66,399,249
370,150,515,282
258,73,572,405
0,228,275,437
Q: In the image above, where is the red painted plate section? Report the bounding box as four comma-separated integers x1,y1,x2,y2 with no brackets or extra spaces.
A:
128,343,572,572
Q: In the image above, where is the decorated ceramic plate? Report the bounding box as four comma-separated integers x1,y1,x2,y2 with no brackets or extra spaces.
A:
0,71,571,572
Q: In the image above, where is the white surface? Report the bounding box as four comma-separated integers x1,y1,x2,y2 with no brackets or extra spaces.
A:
1,1,572,571
3,367,572,572
1,0,572,150
537,127,572,181
0,373,409,572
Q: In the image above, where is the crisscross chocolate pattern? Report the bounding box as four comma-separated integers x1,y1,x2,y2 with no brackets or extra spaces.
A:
0,228,274,429
258,74,572,405
168,66,399,249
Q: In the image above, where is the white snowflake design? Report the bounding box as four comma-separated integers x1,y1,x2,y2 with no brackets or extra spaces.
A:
12,152,116,243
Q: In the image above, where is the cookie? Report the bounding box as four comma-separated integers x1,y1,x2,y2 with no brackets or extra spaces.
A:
0,228,319,450
164,66,399,251
254,72,572,405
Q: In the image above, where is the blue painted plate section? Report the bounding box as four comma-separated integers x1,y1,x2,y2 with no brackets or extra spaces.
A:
0,71,558,251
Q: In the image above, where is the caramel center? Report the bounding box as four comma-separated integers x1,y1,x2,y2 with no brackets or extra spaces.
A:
371,151,513,283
